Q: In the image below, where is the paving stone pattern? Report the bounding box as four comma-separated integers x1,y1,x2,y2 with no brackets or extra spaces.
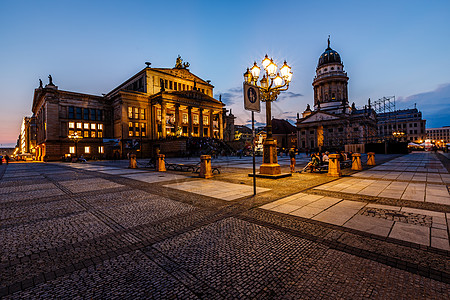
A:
1,155,449,298
360,207,433,227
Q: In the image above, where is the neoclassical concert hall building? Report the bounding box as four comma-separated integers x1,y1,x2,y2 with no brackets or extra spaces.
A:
31,57,234,161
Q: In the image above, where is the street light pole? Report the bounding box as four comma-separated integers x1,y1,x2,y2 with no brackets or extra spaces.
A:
68,132,82,159
244,55,293,176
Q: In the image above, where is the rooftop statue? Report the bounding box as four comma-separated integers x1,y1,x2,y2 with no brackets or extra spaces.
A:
39,79,43,88
48,75,54,85
175,55,190,69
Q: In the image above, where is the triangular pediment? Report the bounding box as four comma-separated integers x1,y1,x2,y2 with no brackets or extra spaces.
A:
153,68,211,86
300,111,341,123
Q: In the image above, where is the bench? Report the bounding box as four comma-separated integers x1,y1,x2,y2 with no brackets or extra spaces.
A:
166,162,200,172
193,165,222,174
340,160,352,169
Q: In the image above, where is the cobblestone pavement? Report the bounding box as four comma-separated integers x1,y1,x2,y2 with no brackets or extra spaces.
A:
1,153,449,299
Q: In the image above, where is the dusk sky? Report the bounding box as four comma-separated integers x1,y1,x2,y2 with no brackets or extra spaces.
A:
1,0,449,147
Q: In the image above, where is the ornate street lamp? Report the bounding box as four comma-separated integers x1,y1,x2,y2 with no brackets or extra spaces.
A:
392,130,405,141
68,132,83,158
244,55,292,175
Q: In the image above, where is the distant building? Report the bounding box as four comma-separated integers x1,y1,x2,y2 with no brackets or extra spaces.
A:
271,119,296,149
19,116,36,156
296,38,377,151
426,126,450,145
377,108,426,143
29,57,233,161
234,125,253,143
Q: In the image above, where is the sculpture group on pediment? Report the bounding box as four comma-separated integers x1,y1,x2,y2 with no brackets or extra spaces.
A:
175,55,190,69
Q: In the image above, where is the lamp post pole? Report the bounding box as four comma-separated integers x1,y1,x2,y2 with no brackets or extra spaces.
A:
68,133,82,159
244,55,293,176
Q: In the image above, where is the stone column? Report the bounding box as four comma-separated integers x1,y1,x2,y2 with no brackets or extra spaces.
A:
199,109,204,137
156,154,166,171
219,112,223,140
367,152,376,166
209,110,214,138
151,105,157,139
327,154,341,177
161,101,166,138
351,153,363,171
175,104,180,134
188,106,193,136
199,155,213,178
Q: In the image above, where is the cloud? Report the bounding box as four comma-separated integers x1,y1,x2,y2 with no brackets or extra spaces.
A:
215,86,243,106
277,92,303,101
397,83,450,128
244,120,265,128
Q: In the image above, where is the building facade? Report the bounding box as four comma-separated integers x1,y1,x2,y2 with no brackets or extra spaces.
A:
377,108,426,143
296,39,377,151
426,126,450,145
30,57,232,161
19,116,36,156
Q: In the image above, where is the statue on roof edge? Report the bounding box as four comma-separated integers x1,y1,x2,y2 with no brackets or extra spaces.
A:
175,55,190,69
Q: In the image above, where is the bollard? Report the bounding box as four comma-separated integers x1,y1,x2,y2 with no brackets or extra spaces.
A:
199,155,213,178
351,153,363,171
128,154,137,169
327,154,342,177
156,154,166,172
367,152,376,166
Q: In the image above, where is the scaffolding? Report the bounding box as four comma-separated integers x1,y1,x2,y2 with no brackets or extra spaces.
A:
373,96,396,140
373,96,395,115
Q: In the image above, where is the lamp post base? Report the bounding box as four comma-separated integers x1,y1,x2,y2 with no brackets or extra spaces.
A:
259,138,281,175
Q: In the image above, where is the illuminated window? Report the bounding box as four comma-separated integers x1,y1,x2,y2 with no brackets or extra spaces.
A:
182,113,188,123
135,123,139,131
203,116,209,125
98,131,103,138
128,107,133,119
91,123,96,130
129,122,133,128
193,114,199,124
91,131,96,138
84,146,90,154
140,108,145,120
69,146,75,154
135,131,140,136
134,107,139,119
98,146,104,153
68,122,75,129
68,130,74,135
98,124,103,130
76,130,82,136
76,122,82,129
84,131,89,138
84,123,89,129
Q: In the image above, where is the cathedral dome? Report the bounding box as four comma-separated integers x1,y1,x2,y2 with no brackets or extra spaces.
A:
317,38,341,68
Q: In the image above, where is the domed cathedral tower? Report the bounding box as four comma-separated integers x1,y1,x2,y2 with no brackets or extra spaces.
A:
312,36,349,114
